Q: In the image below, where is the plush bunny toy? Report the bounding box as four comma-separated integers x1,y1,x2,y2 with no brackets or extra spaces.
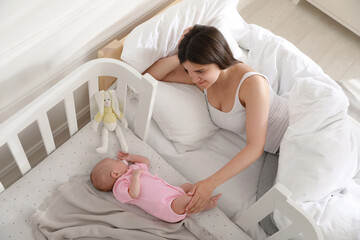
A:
92,90,129,154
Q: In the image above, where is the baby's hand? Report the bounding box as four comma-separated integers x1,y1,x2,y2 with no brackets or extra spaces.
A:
117,151,130,160
132,169,143,177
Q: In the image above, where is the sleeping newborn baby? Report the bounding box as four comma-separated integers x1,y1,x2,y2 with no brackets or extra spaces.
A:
90,151,222,223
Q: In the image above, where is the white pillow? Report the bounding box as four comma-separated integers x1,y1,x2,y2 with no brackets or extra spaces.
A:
153,82,218,153
209,16,248,64
121,0,249,73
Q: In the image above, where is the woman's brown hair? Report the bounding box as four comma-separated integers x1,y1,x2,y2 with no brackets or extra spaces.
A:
178,25,239,69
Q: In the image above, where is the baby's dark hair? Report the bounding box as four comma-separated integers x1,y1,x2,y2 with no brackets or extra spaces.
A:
178,25,239,69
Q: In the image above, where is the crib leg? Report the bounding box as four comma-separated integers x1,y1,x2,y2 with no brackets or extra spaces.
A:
96,127,109,154
116,125,129,153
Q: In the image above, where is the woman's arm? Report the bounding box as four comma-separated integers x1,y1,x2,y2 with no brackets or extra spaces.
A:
143,55,193,84
185,75,270,214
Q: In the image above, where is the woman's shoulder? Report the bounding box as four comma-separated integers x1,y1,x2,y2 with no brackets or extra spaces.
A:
225,62,256,86
232,62,255,76
232,63,269,105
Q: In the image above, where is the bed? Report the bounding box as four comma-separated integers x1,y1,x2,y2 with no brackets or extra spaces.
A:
1,0,360,239
118,0,360,239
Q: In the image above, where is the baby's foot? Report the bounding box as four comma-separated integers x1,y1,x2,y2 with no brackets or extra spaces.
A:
204,193,222,211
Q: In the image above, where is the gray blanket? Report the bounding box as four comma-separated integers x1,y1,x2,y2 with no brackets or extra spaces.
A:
30,175,250,240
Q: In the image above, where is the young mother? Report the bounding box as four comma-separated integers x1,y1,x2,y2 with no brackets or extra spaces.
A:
144,25,289,215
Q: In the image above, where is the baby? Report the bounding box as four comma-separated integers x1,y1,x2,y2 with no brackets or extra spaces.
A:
90,151,222,223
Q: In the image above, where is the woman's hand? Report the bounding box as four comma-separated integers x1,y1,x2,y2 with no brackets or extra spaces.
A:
185,178,216,214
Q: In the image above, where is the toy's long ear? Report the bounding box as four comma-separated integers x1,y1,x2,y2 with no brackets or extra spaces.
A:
108,90,121,116
95,90,105,116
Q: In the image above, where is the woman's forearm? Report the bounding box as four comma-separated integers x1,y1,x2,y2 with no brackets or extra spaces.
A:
143,55,180,80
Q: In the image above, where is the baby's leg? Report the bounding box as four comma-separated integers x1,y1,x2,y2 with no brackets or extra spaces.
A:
171,194,192,215
179,183,192,193
171,193,222,215
203,193,222,211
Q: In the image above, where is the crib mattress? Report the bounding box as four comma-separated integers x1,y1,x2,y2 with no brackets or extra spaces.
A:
0,122,250,240
0,122,119,239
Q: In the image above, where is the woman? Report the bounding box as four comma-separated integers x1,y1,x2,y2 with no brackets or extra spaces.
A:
144,25,289,215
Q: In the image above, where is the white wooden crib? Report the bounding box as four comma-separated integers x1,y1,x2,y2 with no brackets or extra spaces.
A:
0,58,323,239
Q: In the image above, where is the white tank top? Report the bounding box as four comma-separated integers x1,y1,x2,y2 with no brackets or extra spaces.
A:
204,72,289,154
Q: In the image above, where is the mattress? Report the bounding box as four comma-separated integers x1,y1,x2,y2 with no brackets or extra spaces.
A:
0,122,118,239
0,122,177,239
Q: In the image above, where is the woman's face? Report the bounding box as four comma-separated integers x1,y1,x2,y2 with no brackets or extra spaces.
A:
182,61,221,89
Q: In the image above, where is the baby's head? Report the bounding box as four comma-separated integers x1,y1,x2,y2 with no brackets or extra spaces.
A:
90,157,128,191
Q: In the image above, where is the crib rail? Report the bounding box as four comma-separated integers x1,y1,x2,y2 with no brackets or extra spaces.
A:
0,58,157,193
236,183,324,240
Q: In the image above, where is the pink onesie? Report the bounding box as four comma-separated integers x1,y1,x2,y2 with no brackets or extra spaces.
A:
113,163,186,223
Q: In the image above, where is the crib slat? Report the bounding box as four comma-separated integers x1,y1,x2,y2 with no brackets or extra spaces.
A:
0,181,5,193
88,77,99,119
8,135,31,175
236,183,323,240
64,94,78,136
37,113,56,154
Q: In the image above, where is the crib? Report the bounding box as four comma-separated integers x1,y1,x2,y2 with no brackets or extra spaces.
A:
1,0,360,239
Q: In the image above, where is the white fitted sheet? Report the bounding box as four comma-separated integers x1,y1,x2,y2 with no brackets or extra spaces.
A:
0,123,131,239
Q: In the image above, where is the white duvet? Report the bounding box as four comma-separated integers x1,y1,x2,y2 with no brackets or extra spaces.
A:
238,24,360,239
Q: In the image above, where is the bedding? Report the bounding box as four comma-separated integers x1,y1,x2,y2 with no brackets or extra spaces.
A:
235,23,360,239
120,0,360,239
152,81,219,153
275,77,360,240
31,175,197,240
121,0,248,74
338,79,360,122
